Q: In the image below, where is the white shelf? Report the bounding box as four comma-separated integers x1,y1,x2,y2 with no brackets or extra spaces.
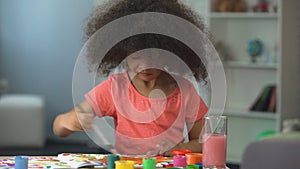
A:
224,108,277,120
224,61,278,69
227,154,242,164
210,12,279,19
185,0,300,164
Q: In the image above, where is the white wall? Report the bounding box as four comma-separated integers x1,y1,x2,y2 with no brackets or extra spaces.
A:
0,0,95,142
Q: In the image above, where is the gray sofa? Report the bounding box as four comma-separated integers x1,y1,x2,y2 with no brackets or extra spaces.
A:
241,132,300,169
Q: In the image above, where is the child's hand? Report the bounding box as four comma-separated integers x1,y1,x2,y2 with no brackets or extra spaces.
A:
60,110,93,132
53,101,95,137
75,110,95,131
73,103,96,131
63,103,95,132
156,140,177,157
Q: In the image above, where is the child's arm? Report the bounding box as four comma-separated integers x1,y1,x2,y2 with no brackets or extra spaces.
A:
183,118,203,151
158,119,203,156
53,101,95,137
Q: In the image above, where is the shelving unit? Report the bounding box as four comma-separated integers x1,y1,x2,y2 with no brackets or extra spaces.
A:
210,0,280,164
224,61,278,69
183,0,300,164
210,12,279,19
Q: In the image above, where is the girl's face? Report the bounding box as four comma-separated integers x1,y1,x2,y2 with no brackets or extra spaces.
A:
127,54,163,81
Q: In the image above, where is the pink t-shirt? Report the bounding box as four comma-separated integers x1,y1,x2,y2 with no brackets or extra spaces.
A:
85,72,207,154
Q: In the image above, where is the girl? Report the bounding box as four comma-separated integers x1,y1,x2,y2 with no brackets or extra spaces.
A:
53,0,209,156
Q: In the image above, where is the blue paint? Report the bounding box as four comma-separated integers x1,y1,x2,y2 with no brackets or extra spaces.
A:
15,156,28,169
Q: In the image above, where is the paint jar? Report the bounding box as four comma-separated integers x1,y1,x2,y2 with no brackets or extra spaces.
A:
195,163,203,168
115,160,134,169
164,164,174,168
143,157,156,169
14,156,28,169
186,164,200,169
172,149,192,168
107,154,120,169
186,153,203,165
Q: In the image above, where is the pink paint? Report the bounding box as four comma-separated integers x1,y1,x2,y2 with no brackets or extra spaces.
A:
202,134,227,167
173,155,187,168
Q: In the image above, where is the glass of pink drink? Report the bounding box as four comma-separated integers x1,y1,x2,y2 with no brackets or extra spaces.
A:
202,116,227,169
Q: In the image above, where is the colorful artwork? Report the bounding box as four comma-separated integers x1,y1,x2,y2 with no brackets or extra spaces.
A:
57,153,105,168
0,153,174,169
58,153,173,167
0,156,70,169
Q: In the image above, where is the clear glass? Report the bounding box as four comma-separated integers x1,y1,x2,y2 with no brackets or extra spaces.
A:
202,116,227,169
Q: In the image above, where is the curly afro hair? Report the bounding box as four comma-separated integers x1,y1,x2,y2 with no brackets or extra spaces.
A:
84,0,211,82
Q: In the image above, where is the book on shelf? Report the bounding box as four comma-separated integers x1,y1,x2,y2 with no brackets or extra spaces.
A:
249,85,276,113
268,85,277,112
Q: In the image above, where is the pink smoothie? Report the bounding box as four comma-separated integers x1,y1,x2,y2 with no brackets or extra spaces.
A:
202,134,227,167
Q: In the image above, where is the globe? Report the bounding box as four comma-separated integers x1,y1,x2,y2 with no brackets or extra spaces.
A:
247,39,263,62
